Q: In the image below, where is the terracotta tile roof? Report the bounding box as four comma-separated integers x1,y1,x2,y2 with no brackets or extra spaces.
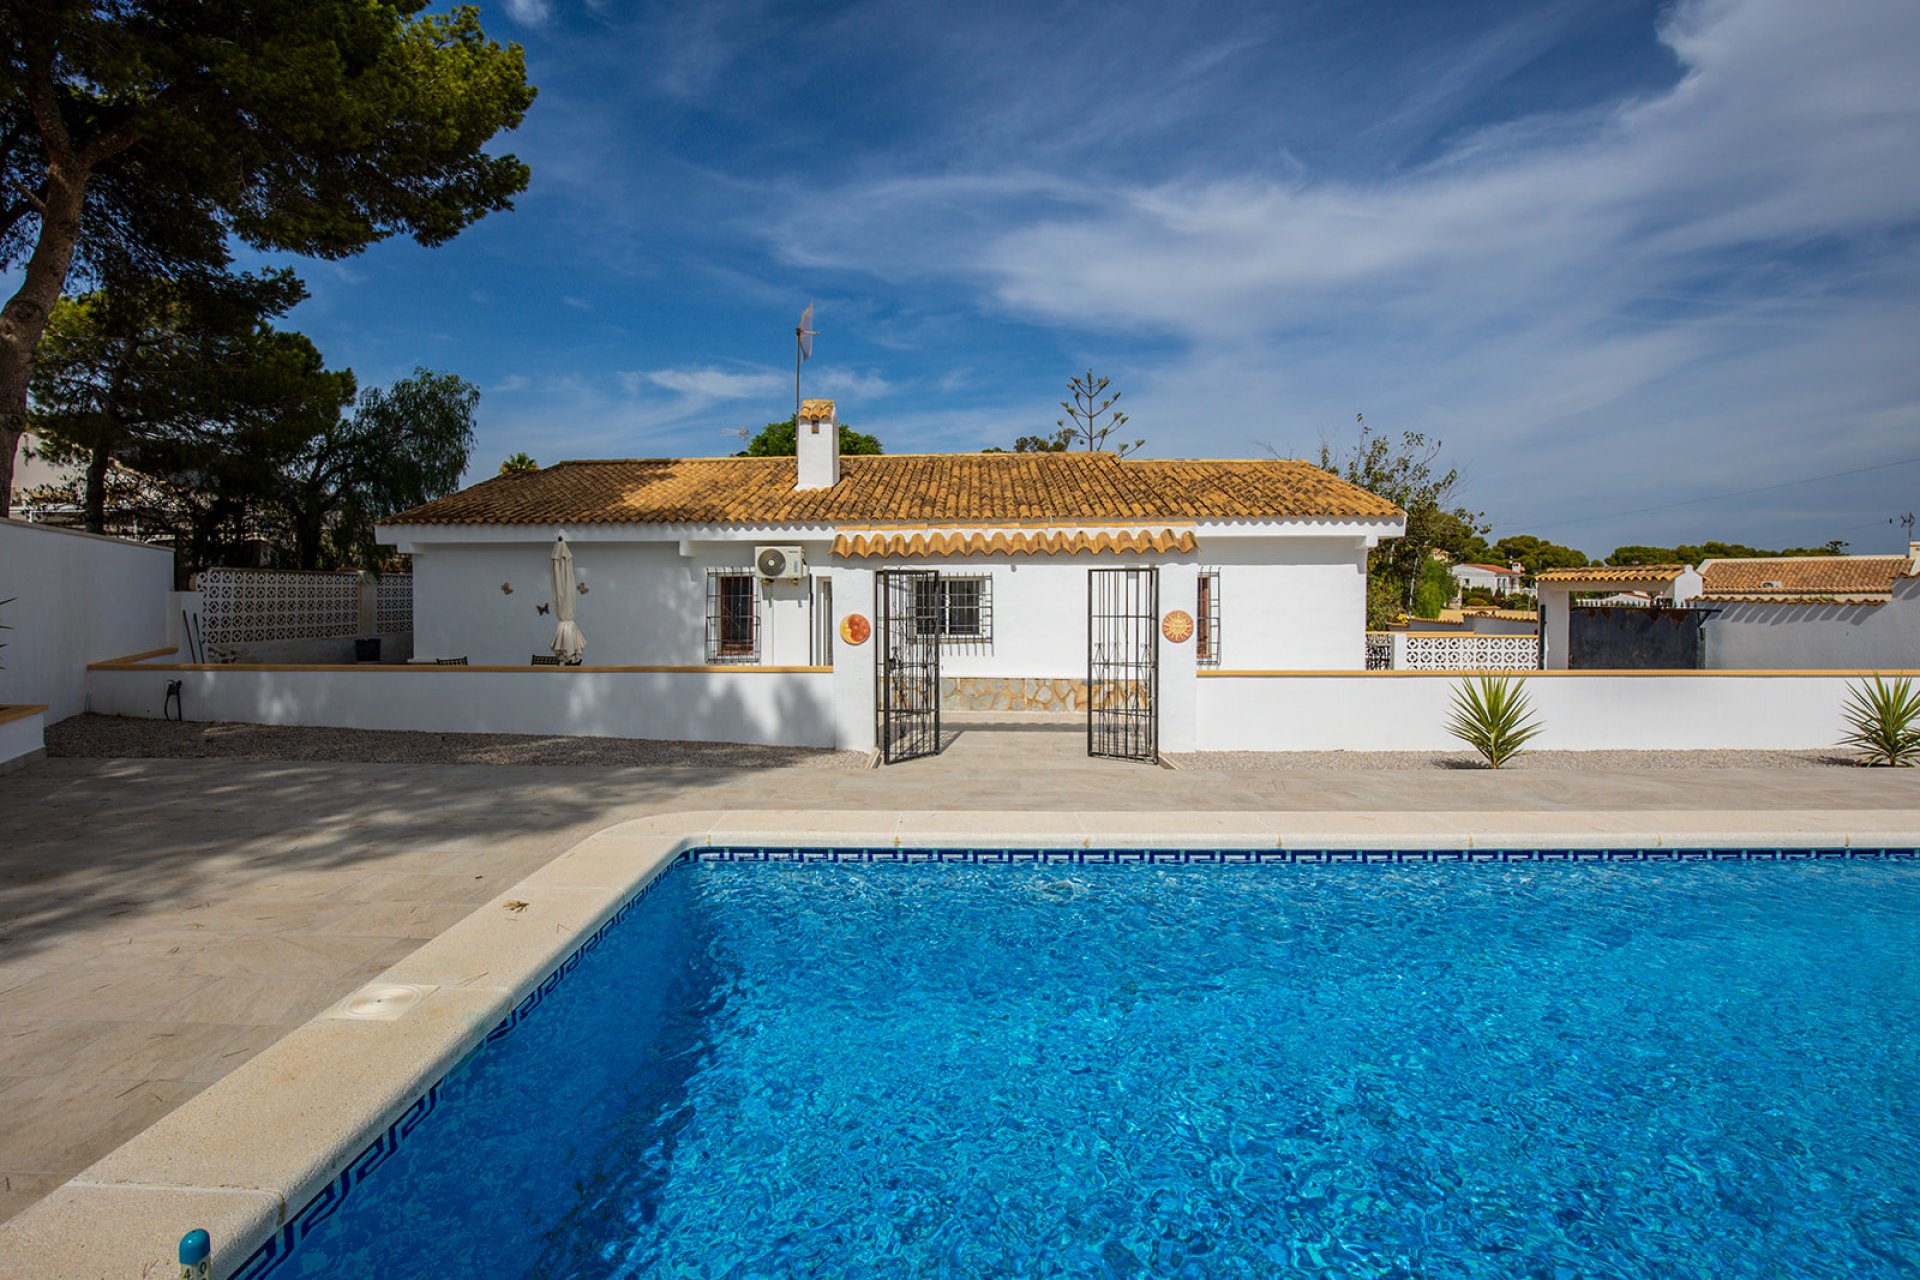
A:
833,529,1198,559
1535,564,1689,584
1698,555,1910,600
1455,563,1522,575
799,399,836,421
384,454,1404,528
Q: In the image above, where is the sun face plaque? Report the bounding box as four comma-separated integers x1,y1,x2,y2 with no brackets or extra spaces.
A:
839,613,872,645
1161,609,1195,643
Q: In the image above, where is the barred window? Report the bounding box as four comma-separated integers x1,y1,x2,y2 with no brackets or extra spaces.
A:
706,571,759,662
1197,569,1221,667
913,575,992,641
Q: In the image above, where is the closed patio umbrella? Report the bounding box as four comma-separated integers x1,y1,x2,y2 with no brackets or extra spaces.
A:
551,534,585,662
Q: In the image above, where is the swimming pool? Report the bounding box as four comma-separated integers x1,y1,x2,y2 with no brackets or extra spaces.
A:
241,848,1920,1277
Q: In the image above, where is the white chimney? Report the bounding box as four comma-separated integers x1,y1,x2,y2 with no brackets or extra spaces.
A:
796,398,839,490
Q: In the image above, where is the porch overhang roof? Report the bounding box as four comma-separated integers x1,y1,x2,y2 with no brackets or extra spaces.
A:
832,528,1198,559
1534,565,1688,591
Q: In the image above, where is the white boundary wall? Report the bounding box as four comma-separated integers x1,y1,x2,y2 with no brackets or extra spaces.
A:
1196,672,1877,752
87,665,838,748
0,707,45,771
1703,577,1920,670
0,520,172,722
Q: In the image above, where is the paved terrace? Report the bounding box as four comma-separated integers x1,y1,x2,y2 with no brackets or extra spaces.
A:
3,724,1919,1225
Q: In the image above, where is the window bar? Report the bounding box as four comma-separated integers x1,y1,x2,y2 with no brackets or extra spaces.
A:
705,569,759,663
1196,568,1221,668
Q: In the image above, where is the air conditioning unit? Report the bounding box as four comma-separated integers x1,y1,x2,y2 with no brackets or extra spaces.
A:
755,545,806,582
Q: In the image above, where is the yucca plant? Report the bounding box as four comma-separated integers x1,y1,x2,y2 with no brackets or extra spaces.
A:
1446,675,1543,769
1839,674,1920,767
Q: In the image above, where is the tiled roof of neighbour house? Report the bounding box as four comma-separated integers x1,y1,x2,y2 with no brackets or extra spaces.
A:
833,529,1198,559
382,453,1406,528
1534,564,1690,584
1455,562,1523,575
1697,556,1912,602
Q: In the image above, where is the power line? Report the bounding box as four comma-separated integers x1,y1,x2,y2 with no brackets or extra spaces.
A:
1510,453,1920,533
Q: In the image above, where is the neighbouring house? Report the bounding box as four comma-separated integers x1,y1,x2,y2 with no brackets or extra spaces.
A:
376,400,1406,722
1692,549,1920,670
1536,550,1920,669
1450,561,1528,598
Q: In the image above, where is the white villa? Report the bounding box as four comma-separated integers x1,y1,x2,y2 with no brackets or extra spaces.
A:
373,400,1404,757
1450,561,1527,597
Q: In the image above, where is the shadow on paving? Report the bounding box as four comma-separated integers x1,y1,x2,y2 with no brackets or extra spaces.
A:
0,756,735,967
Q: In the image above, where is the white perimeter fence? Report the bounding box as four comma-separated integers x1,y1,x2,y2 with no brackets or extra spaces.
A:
83,658,1898,753
1196,671,1881,752
0,519,171,721
86,663,837,748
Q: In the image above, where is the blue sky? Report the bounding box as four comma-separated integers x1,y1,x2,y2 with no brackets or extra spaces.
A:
262,0,1919,557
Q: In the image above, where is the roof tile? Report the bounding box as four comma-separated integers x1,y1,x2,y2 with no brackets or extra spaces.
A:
1699,556,1909,599
1535,565,1689,584
385,453,1404,527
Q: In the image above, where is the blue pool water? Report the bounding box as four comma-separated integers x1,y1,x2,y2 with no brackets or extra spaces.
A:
258,854,1920,1278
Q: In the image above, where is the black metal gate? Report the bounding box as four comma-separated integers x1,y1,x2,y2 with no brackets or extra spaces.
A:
1088,567,1159,762
875,569,941,763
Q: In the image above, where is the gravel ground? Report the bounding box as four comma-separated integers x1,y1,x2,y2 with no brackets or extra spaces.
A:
1169,748,1856,771
46,714,870,770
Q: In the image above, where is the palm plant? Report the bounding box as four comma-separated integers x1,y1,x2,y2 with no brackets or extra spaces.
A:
1839,674,1920,767
1446,675,1543,768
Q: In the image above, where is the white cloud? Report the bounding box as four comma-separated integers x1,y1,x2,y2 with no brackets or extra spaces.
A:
809,368,892,400
502,0,552,25
768,0,1920,342
635,366,786,400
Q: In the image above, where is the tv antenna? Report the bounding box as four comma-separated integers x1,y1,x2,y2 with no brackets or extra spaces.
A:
794,301,816,423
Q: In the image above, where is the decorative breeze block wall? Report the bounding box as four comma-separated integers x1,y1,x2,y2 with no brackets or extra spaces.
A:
198,568,412,647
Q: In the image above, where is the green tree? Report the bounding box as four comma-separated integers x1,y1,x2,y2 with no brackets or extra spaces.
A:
983,428,1072,454
1057,369,1142,456
120,322,353,580
280,368,477,569
739,417,882,457
499,452,538,475
1411,554,1455,619
1492,534,1589,577
1316,416,1489,628
1606,539,1852,566
28,268,316,531
1427,510,1493,566
1604,544,1680,567
0,0,537,513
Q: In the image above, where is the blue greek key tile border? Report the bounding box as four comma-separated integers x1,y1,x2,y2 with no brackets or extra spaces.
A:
229,840,1915,1278
692,845,1918,864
